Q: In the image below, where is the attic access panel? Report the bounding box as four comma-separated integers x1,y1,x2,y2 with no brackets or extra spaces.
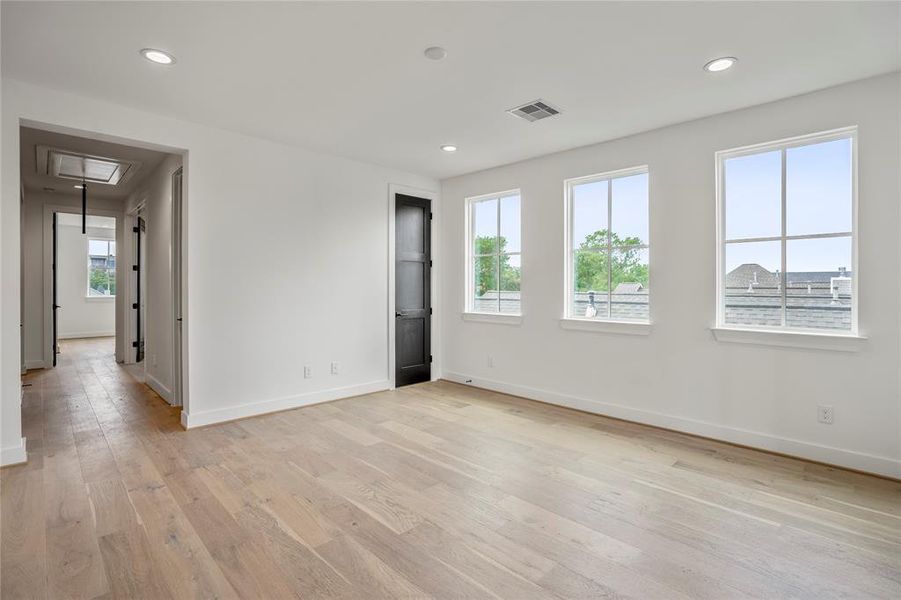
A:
36,145,142,186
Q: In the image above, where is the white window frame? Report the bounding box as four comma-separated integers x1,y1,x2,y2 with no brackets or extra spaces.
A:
714,126,859,339
463,189,522,323
86,237,116,299
562,165,651,332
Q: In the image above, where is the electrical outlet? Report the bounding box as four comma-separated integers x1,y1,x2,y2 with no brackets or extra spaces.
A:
331,362,339,375
817,405,834,425
487,354,494,368
304,365,312,379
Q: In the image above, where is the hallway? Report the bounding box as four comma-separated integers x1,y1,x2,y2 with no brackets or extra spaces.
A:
3,339,901,599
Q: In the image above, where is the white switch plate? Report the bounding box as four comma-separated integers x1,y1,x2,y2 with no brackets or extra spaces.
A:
331,362,339,375
304,365,312,379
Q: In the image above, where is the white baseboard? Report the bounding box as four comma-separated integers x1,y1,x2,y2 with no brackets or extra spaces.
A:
146,373,173,404
24,359,46,370
443,371,901,480
58,331,115,340
1,437,27,467
181,380,390,429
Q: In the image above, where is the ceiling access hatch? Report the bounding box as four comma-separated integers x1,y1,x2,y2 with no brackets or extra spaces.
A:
36,145,142,186
506,99,560,122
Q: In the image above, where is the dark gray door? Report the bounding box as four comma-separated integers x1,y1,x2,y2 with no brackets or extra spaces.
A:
52,212,59,367
134,216,146,362
395,194,431,387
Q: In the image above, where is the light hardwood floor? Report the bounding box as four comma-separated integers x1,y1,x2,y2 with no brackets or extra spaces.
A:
2,337,900,599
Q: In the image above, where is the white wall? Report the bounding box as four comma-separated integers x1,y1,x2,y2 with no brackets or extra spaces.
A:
125,153,182,402
20,191,124,370
440,73,901,478
1,78,438,463
56,223,115,339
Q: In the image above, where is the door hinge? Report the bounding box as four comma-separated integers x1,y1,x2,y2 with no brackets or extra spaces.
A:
132,303,138,309
429,260,433,267
132,226,139,233
132,341,139,348
429,212,433,220
132,265,139,271
429,307,433,315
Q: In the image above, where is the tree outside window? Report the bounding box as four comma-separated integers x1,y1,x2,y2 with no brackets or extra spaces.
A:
88,239,116,296
567,168,649,322
468,192,521,314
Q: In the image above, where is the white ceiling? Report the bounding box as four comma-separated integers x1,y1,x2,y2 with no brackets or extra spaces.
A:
20,126,169,200
2,2,898,179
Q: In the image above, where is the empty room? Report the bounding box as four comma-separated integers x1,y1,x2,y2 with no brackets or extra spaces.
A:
1,2,899,599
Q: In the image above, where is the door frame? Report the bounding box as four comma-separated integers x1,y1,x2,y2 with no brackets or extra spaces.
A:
20,118,191,423
41,204,126,368
171,167,185,406
387,183,440,389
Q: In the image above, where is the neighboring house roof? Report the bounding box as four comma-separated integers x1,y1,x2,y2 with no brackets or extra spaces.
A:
725,263,851,330
725,263,779,289
787,268,851,284
613,282,644,294
472,263,852,330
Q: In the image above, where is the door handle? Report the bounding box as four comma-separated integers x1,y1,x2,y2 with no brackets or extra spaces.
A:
395,312,403,318
53,304,61,309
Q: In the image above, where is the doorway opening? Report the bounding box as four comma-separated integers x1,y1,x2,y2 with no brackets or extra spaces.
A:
52,212,118,366
19,123,188,410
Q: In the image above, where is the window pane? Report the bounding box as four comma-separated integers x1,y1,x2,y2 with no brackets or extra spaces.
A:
787,137,852,236
499,194,521,253
109,241,116,256
88,239,108,256
89,267,109,296
572,179,607,249
499,254,521,314
573,250,609,318
611,172,648,246
610,248,649,321
724,240,782,327
472,198,498,255
724,150,781,240
786,237,852,330
472,255,498,313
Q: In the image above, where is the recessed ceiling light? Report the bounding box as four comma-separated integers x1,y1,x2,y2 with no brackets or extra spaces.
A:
140,48,176,65
704,57,737,72
440,144,457,153
424,46,447,61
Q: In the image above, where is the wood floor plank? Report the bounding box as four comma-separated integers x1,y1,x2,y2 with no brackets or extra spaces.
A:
233,502,354,599
1,469,47,600
316,533,431,599
96,526,175,600
2,337,899,600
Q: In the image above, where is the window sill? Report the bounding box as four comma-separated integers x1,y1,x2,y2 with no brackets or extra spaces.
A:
559,318,651,335
461,312,523,325
711,327,866,352
84,296,115,302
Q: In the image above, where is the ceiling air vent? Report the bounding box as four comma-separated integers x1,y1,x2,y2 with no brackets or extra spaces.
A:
36,145,141,186
507,99,560,122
